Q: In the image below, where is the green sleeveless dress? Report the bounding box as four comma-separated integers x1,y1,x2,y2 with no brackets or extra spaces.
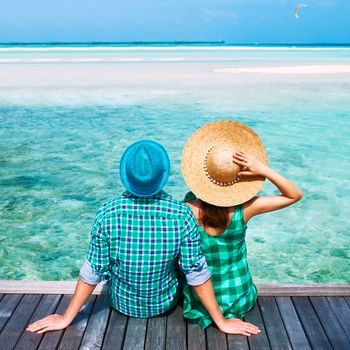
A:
182,192,258,329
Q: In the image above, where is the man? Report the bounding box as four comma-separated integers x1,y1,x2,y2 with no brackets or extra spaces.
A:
27,140,260,335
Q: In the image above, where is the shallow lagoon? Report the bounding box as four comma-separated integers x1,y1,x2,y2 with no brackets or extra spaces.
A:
0,45,349,282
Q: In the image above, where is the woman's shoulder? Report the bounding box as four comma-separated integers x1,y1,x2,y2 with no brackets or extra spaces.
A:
184,191,197,203
227,203,247,230
183,192,201,219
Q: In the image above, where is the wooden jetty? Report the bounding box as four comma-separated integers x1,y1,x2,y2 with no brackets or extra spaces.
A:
0,282,349,350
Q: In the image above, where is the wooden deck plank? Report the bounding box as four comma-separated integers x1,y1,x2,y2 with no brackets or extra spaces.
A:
165,305,186,350
187,322,206,350
0,294,23,332
101,310,128,350
244,301,271,350
57,295,96,350
2,281,350,295
327,296,350,339
310,296,350,349
0,294,41,350
292,297,332,350
79,294,111,350
14,294,61,350
275,296,311,350
145,316,167,350
259,297,292,350
257,283,350,296
122,318,147,350
206,326,228,350
344,296,350,308
227,333,249,350
0,281,107,295
38,295,72,350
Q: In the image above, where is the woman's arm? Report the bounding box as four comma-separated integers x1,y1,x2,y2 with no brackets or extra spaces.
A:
26,279,96,334
233,151,303,223
192,279,260,335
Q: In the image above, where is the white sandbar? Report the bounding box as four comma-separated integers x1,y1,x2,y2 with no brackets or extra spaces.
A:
214,65,350,74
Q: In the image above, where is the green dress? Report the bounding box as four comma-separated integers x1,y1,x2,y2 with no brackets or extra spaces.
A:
182,192,258,329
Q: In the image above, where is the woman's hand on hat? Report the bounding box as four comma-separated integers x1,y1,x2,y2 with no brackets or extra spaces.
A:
233,150,268,177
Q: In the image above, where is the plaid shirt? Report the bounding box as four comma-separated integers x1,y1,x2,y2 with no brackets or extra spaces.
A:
80,191,209,318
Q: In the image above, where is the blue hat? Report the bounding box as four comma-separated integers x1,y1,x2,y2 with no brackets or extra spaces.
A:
120,140,170,197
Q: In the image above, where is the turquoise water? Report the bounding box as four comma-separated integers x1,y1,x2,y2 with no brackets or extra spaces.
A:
0,44,349,282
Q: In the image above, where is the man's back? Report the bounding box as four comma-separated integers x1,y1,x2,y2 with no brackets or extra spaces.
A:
87,190,204,318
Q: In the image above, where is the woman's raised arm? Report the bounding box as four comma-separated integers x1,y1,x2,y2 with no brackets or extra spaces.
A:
233,150,303,223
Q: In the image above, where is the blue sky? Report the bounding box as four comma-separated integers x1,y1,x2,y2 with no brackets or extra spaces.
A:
0,0,349,43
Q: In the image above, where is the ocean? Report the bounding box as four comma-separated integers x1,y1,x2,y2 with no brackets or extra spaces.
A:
0,43,349,282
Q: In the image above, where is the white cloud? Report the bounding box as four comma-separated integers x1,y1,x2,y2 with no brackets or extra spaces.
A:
200,8,240,23
315,0,335,7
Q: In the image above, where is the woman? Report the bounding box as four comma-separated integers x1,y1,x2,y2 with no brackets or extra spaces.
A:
181,120,303,335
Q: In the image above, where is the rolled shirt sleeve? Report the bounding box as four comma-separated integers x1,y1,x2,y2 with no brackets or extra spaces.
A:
179,207,211,286
79,258,102,285
85,207,111,282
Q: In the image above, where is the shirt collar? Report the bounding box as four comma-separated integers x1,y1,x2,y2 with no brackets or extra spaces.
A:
122,190,170,200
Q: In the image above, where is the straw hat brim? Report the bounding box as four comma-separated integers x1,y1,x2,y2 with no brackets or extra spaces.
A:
181,120,268,207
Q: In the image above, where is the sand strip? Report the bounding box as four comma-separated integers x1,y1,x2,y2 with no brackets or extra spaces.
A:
214,65,350,74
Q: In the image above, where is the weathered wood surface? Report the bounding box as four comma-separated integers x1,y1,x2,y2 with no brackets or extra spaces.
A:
165,303,186,350
1,281,350,296
275,296,311,350
244,302,270,350
145,315,166,350
292,296,333,350
0,294,349,349
258,296,292,349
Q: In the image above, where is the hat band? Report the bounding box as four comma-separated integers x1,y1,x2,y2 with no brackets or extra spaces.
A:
203,146,241,187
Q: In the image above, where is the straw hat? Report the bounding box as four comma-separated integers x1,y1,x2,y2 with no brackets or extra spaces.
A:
181,120,268,206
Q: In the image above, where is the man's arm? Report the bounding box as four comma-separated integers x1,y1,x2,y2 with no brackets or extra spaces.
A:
27,279,96,333
27,207,109,334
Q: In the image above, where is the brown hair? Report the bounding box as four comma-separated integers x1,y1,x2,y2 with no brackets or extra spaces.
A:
199,201,230,229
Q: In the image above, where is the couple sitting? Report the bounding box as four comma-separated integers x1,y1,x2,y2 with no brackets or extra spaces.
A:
27,120,303,336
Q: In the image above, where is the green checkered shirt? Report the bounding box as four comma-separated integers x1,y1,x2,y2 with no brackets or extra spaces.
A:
182,192,257,329
84,191,208,318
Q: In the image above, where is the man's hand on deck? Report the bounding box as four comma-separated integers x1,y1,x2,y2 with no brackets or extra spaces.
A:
26,314,70,334
26,278,96,334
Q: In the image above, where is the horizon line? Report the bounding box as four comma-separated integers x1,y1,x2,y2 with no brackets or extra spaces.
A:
1,41,350,46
